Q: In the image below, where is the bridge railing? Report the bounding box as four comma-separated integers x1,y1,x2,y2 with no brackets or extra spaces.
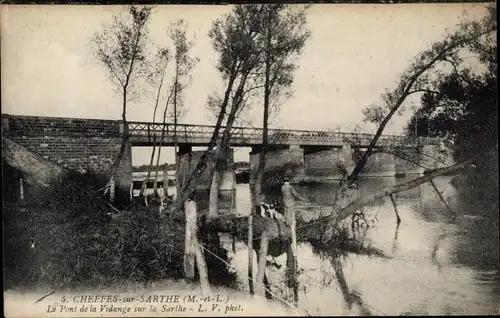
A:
127,121,441,146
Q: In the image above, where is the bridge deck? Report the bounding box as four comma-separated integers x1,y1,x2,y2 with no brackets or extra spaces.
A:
1,114,442,148
127,121,440,147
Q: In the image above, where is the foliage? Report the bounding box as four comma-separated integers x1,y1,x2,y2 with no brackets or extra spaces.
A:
403,5,497,219
354,5,496,184
91,5,153,180
258,4,311,106
133,162,173,172
166,19,200,123
91,6,153,100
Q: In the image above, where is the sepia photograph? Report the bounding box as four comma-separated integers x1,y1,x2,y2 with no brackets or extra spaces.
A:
1,2,498,316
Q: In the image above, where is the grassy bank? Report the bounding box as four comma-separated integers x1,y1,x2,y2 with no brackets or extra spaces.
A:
3,166,236,292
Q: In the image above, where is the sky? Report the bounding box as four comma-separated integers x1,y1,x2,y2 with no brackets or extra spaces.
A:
0,3,490,165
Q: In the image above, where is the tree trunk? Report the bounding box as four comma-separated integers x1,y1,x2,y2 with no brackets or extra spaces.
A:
172,69,248,217
109,88,129,185
389,194,401,225
154,87,175,194
141,134,157,197
248,179,256,295
288,205,299,306
173,66,180,200
168,62,239,215
255,13,273,204
141,72,165,197
304,159,473,228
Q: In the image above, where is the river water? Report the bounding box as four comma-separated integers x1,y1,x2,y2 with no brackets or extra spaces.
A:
200,176,499,315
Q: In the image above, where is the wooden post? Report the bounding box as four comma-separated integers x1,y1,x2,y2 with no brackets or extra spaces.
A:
248,182,256,295
290,208,299,306
109,179,115,203
263,273,273,300
255,232,269,296
248,213,255,294
184,199,196,280
193,223,211,296
389,194,401,225
209,171,220,219
129,182,134,203
19,178,25,202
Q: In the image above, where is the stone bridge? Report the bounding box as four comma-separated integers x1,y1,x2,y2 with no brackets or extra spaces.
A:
1,114,454,192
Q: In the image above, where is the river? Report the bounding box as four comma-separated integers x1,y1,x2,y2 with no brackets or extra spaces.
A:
198,176,499,315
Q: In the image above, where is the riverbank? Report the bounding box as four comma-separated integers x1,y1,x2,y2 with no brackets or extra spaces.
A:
4,279,304,318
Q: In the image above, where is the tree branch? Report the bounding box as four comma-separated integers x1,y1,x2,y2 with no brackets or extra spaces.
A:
348,26,494,184
297,158,474,231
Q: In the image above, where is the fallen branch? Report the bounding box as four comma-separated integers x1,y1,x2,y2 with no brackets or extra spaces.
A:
389,194,401,225
297,158,473,231
429,179,457,220
337,160,470,221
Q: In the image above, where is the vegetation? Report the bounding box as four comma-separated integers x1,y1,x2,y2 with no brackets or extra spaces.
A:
132,162,174,172
2,164,236,290
403,6,497,219
91,6,153,183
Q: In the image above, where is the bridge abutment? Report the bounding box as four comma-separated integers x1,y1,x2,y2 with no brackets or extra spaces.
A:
2,115,133,193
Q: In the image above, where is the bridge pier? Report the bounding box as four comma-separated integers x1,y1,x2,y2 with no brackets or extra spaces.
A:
177,148,236,192
355,149,396,177
394,146,425,176
394,143,453,176
249,145,305,184
395,157,425,176
303,143,355,181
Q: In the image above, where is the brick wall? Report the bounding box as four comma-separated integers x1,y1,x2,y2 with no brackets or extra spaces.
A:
2,115,132,190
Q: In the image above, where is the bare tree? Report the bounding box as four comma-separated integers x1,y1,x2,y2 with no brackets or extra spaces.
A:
207,5,268,219
253,4,311,204
153,20,199,193
91,6,153,188
140,47,171,198
167,5,265,216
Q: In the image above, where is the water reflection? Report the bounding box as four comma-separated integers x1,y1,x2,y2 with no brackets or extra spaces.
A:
199,177,499,315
